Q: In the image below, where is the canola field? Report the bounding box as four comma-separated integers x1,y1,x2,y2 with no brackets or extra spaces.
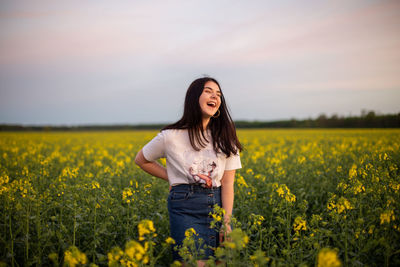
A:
0,129,399,266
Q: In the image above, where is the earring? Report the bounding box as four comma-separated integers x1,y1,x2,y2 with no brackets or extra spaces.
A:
212,109,220,118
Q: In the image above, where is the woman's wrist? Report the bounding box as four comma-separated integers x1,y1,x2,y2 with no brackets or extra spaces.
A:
223,215,231,225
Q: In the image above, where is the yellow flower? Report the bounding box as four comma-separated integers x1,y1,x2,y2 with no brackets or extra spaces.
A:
94,160,102,167
236,174,248,187
293,216,307,232
350,180,365,195
337,182,348,191
138,220,156,240
355,229,363,239
250,249,270,267
159,158,166,166
389,182,400,192
298,156,306,164
125,240,146,261
61,167,79,178
212,213,222,222
250,214,265,226
327,196,353,214
184,228,196,237
117,160,125,168
380,210,395,225
142,254,149,264
317,248,342,267
276,187,284,197
368,225,374,234
122,188,134,204
120,259,138,267
340,198,352,212
0,174,9,195
348,164,357,180
243,235,249,244
224,228,248,250
64,251,77,267
91,181,100,189
246,168,254,175
285,193,296,202
108,246,123,263
275,184,296,202
171,260,182,266
225,241,236,249
64,246,87,267
165,237,175,245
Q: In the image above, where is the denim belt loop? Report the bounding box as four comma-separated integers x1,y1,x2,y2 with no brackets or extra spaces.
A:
190,184,194,194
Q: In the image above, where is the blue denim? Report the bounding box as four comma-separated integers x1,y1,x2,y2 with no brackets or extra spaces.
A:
167,184,222,261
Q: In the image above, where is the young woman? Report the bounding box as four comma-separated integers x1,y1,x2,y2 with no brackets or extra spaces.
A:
135,77,242,265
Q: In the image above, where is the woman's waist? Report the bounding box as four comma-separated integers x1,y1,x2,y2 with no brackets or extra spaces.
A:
171,183,221,192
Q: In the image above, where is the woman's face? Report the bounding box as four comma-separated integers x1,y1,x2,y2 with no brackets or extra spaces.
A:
199,81,221,119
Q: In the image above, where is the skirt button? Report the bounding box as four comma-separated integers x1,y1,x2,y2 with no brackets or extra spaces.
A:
208,193,214,197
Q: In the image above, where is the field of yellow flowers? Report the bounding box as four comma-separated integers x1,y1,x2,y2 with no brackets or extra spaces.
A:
0,129,399,266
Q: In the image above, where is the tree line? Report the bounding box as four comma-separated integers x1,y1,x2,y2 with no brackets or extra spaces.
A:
235,111,400,128
1,111,399,131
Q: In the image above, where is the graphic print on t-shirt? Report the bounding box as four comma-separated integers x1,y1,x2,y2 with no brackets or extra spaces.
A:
183,149,219,188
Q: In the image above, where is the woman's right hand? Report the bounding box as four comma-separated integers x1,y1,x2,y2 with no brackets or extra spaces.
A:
219,223,232,243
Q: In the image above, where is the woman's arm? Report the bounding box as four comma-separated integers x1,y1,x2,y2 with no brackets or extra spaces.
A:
134,149,168,182
220,169,235,241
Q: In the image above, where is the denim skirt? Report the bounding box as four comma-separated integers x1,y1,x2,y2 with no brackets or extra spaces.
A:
167,184,222,261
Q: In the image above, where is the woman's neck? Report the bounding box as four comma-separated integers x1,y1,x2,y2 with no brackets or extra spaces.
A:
202,117,210,130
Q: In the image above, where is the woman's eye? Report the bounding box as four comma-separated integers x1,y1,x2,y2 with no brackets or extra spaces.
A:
204,89,221,97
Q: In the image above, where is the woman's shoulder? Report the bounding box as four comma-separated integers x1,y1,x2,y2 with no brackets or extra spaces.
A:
160,128,187,137
159,129,188,146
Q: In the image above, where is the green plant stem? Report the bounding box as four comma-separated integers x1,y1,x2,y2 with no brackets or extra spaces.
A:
344,219,348,266
267,213,273,255
35,201,42,266
385,228,389,267
9,210,15,267
25,202,30,264
151,244,168,266
73,202,76,247
286,202,291,262
93,202,97,263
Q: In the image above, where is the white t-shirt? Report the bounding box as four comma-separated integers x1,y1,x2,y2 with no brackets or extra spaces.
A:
142,129,242,187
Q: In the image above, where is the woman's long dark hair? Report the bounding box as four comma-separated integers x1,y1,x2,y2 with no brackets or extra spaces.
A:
162,77,242,157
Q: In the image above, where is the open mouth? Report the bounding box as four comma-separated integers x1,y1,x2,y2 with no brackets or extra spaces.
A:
207,102,216,107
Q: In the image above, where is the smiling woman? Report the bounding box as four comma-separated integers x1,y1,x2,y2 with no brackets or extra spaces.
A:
199,82,222,123
134,76,243,266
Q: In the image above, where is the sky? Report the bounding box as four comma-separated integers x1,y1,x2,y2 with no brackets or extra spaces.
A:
0,0,399,125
